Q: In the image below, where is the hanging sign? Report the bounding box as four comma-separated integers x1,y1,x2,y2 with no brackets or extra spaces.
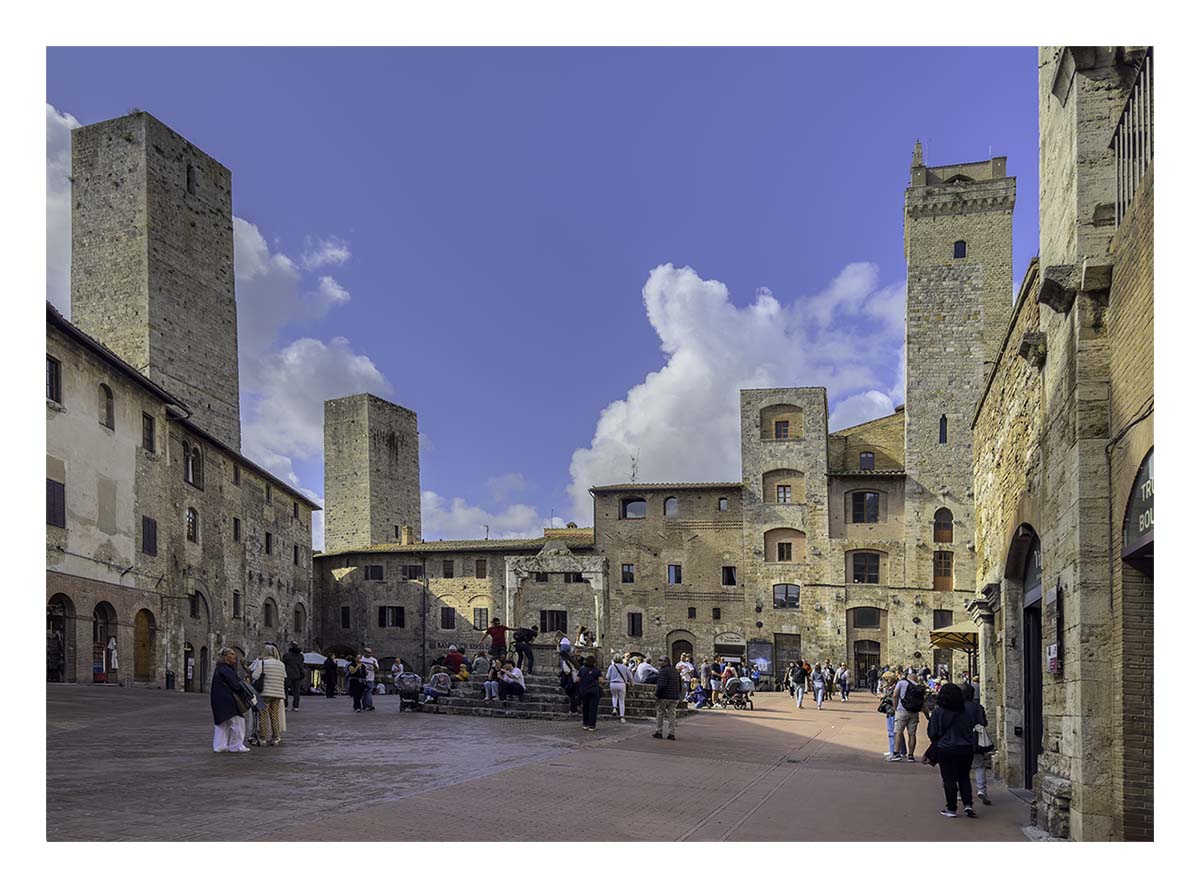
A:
1122,449,1154,560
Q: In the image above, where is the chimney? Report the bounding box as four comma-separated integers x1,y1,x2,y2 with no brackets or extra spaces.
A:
400,525,414,546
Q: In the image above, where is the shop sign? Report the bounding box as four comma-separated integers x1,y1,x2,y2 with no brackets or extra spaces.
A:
1045,643,1061,674
714,632,745,645
1122,448,1154,559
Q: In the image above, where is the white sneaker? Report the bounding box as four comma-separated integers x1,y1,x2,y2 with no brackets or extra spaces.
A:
620,717,626,723
232,747,250,753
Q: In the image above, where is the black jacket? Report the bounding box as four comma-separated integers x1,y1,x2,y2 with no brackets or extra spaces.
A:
210,662,247,725
927,703,980,750
577,665,602,695
655,665,683,700
282,648,306,681
322,657,338,680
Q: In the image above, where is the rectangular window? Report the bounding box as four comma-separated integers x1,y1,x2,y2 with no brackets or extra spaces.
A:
776,484,792,504
774,420,789,439
534,572,548,583
340,606,351,629
851,552,881,584
46,355,62,403
712,607,722,621
473,607,489,631
233,464,241,486
265,532,273,555
233,517,241,542
47,479,66,528
142,516,157,556
293,501,299,520
440,607,456,630
721,565,737,586
667,564,683,584
265,485,272,503
851,491,880,524
379,606,405,628
442,560,455,578
687,607,696,620
934,608,954,630
718,497,729,511
852,607,881,629
142,413,156,452
190,594,199,619
400,564,423,581
777,541,792,562
293,544,300,566
540,609,567,634
934,551,954,591
627,612,643,637
565,571,584,583
859,451,875,470
233,591,241,618
621,563,635,583
394,525,400,539
773,584,800,609
364,564,384,581
475,559,487,579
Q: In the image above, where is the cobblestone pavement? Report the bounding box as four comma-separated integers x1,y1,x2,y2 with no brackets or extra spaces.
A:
47,684,1029,841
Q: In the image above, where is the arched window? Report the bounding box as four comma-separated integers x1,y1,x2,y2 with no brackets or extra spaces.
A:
98,383,114,429
232,590,242,618
764,527,806,563
620,498,646,520
859,451,874,470
851,606,882,629
663,496,679,518
186,507,199,543
293,603,306,634
263,597,277,629
938,415,948,444
934,508,954,543
953,240,967,259
772,583,800,609
184,440,204,488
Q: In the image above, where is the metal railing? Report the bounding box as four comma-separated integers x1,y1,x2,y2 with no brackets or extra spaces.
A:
1114,48,1153,227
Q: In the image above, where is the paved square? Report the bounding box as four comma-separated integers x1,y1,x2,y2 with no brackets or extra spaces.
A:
47,685,1029,841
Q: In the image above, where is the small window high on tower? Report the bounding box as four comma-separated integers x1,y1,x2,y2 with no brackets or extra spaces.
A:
939,415,948,444
186,163,197,195
953,240,967,259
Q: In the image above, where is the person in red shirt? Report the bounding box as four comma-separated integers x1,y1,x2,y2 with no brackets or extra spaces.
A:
481,618,512,659
443,645,466,673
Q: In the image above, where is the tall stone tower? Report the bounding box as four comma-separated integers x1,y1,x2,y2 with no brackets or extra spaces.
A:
903,143,1015,589
323,393,421,552
70,111,242,451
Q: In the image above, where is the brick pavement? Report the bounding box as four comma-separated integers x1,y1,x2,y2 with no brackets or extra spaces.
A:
46,684,1029,841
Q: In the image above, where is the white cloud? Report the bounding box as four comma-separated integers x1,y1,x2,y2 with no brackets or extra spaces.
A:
829,390,896,431
565,263,905,520
421,490,564,542
301,236,351,271
486,472,526,503
47,104,80,315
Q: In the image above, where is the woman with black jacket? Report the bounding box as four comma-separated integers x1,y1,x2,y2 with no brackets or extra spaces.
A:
927,682,981,818
577,656,603,732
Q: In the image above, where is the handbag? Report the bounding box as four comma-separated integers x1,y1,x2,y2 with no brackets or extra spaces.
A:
921,743,939,767
973,723,995,756
877,699,890,714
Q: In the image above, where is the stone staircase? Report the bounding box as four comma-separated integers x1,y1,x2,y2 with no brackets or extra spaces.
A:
417,671,691,722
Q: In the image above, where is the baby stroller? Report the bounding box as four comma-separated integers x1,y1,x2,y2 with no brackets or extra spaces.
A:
394,671,423,711
720,675,755,710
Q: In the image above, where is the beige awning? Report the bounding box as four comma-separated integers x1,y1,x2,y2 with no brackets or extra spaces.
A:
929,621,980,653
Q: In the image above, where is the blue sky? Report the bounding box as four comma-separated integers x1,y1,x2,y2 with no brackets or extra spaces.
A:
46,47,1038,545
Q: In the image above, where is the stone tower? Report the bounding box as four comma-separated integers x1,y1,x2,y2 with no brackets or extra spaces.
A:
902,143,1015,590
323,393,421,552
70,111,242,451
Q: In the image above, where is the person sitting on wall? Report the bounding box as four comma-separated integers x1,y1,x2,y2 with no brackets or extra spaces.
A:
443,645,466,675
422,666,453,703
471,651,491,673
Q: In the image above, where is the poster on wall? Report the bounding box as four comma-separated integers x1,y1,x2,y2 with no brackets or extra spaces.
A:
747,642,773,676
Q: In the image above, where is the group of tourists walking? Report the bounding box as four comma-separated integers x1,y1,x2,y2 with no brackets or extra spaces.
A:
782,659,853,709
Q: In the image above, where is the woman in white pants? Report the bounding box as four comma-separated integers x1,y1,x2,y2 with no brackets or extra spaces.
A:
606,655,633,722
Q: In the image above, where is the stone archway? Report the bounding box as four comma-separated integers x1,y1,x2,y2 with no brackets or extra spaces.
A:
134,609,157,683
666,629,697,665
47,593,76,683
92,601,119,684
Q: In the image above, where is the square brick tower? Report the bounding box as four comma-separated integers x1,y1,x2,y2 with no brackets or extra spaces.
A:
70,111,241,451
323,393,421,552
902,142,1015,591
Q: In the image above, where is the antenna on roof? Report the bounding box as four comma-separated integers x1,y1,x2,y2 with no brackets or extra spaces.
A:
630,450,639,483
483,524,489,540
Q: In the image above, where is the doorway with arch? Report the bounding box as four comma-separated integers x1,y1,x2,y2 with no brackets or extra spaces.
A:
92,601,119,683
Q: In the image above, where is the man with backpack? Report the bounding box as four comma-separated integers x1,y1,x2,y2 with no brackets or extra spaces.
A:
889,669,926,762
513,624,538,674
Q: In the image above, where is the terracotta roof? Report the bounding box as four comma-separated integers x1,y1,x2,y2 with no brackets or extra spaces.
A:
827,469,907,477
316,530,595,559
589,481,743,493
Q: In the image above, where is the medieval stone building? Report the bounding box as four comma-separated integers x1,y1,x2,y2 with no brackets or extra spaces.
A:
46,112,318,692
313,146,1010,681
971,46,1153,841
